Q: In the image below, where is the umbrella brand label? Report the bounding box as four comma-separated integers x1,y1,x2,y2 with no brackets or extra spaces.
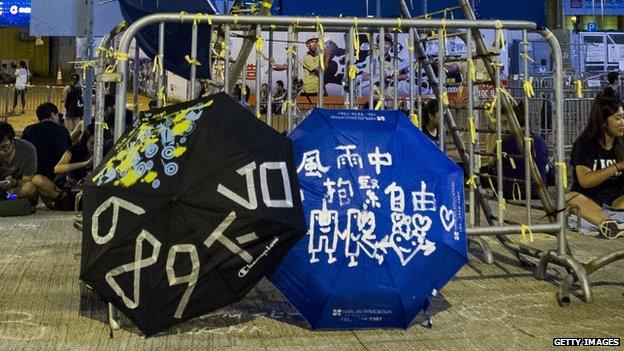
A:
329,111,387,122
238,236,280,278
331,308,394,322
298,145,462,268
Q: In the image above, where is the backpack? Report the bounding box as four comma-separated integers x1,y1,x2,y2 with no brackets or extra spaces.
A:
65,85,84,118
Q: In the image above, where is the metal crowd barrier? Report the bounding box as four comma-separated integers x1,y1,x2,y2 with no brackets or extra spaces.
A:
0,84,65,122
95,11,619,305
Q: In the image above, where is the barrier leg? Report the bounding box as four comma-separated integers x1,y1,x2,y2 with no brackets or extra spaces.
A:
468,237,494,264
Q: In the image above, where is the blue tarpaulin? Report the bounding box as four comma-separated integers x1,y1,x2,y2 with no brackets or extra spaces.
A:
118,0,217,79
277,0,546,28
270,109,468,329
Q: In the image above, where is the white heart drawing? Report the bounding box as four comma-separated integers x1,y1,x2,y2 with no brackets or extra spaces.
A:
440,205,456,232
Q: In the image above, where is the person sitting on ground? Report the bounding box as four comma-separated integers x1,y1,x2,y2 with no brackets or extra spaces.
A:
498,101,555,200
62,73,84,133
0,122,38,203
34,124,96,211
566,87,624,239
21,103,72,182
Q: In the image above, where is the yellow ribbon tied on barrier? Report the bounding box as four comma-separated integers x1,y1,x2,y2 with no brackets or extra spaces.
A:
468,58,476,81
95,120,109,130
349,65,357,80
523,80,535,98
574,79,583,98
395,18,403,33
256,36,264,53
184,55,201,66
521,224,534,242
375,98,384,110
555,162,568,189
469,116,476,144
157,87,167,105
316,19,326,70
352,20,361,60
114,51,129,62
152,54,164,76
494,20,506,52
262,1,272,9
441,92,449,106
466,176,478,189
114,20,127,35
178,11,188,22
487,177,507,210
410,113,420,128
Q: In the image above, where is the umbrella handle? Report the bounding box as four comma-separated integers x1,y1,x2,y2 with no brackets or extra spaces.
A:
108,303,120,337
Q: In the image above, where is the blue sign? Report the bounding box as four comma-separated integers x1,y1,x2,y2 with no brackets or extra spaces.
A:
0,1,31,27
587,22,598,31
564,0,624,15
270,109,468,329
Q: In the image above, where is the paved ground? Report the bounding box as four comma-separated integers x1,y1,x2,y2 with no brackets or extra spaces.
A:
0,207,622,351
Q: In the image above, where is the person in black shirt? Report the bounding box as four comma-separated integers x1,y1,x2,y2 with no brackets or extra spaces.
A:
567,87,624,239
21,103,72,181
422,99,440,142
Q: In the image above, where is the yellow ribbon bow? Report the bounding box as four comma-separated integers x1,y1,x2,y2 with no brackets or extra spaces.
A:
521,224,534,242
574,79,583,98
184,55,201,66
523,80,535,98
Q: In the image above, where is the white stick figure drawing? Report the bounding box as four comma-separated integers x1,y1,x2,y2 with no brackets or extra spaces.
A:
342,209,382,267
308,200,340,264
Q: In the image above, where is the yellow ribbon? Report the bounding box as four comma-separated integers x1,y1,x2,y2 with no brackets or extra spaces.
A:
80,61,97,81
441,18,447,46
468,58,476,81
469,116,476,144
256,111,262,119
157,87,167,105
262,1,272,9
233,14,239,25
496,139,503,161
494,20,506,51
523,80,535,98
395,18,403,33
466,176,478,189
509,157,517,170
178,11,188,22
410,113,420,128
114,20,127,35
256,36,264,53
521,224,534,242
96,47,113,59
488,177,507,210
375,97,384,110
95,120,109,130
152,54,164,76
286,45,296,55
441,92,449,106
574,79,583,98
113,51,129,62
184,55,201,66
521,52,535,63
353,25,361,59
555,162,568,189
349,65,357,80
316,19,326,70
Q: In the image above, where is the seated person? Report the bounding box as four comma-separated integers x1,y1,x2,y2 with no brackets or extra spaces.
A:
34,124,96,211
0,122,38,203
499,102,554,199
566,88,624,239
21,103,72,181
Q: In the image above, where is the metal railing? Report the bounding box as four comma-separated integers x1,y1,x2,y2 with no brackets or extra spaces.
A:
0,85,65,122
94,10,623,305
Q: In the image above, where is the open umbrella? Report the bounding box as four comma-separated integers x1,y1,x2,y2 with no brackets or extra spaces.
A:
118,0,218,79
80,93,306,336
270,109,467,329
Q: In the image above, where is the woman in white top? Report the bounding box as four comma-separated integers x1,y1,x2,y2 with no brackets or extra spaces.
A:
12,61,29,115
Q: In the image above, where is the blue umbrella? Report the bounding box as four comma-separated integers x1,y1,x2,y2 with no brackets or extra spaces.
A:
270,109,467,329
118,0,218,80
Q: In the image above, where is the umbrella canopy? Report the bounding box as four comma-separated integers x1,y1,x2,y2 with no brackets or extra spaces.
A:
118,0,217,79
270,109,467,329
80,93,306,336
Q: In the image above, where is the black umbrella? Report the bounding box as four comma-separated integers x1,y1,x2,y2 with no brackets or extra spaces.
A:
80,93,306,336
